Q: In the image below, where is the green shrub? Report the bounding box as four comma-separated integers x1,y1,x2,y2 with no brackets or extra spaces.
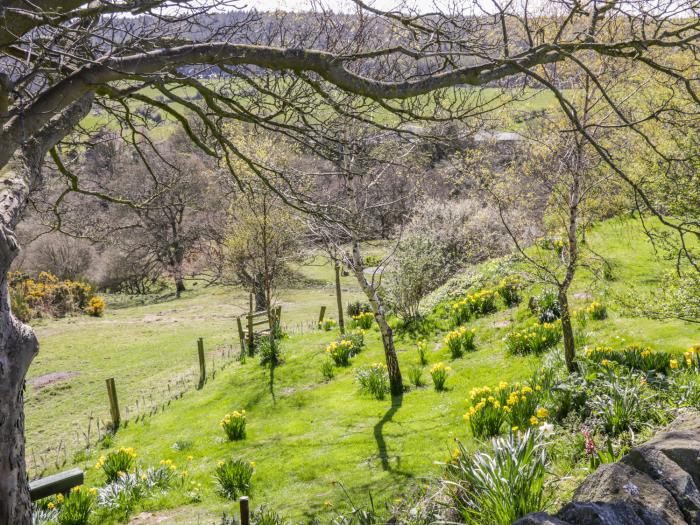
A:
350,311,374,329
57,487,95,525
497,277,522,307
326,332,365,366
584,344,672,373
445,430,547,525
320,358,335,381
531,290,561,323
95,472,148,518
95,447,136,482
587,375,658,436
505,321,562,355
220,411,247,441
464,396,507,438
251,506,289,525
319,318,337,331
215,459,254,500
416,340,429,365
259,338,281,368
408,366,424,388
356,363,390,400
430,362,450,391
444,326,476,358
347,301,372,317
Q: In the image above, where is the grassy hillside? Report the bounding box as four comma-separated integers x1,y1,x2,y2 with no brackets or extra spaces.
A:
25,218,699,524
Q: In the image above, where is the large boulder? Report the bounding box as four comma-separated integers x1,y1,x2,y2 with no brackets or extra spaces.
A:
573,462,685,525
512,513,570,525
557,501,646,525
621,411,700,523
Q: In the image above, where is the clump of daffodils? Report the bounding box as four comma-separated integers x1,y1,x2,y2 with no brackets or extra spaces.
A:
95,447,136,482
444,326,477,358
221,410,247,441
430,362,451,391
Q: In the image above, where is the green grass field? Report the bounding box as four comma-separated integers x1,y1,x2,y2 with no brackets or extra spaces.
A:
24,218,699,523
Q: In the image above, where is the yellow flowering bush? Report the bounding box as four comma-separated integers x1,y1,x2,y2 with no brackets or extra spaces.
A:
584,344,674,373
430,362,451,391
505,320,561,355
444,326,477,358
95,447,136,482
57,486,96,525
496,276,522,307
8,271,105,321
221,410,247,441
319,318,337,331
464,395,507,438
451,288,498,324
84,296,106,317
326,331,365,366
351,311,374,330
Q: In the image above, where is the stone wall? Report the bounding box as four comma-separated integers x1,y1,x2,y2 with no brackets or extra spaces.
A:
515,411,700,525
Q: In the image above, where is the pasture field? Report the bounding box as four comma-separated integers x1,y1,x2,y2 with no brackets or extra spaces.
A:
25,218,699,523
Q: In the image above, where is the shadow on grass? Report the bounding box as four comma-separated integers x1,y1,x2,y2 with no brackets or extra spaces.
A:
373,392,404,472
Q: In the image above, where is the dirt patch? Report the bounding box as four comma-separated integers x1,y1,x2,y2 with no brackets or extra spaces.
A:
493,319,511,328
573,292,593,300
128,512,174,524
28,372,79,391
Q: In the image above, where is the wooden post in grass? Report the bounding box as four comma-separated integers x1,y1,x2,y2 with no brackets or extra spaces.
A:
247,313,254,356
240,496,250,525
236,317,246,355
106,378,120,430
335,263,345,334
197,338,206,389
318,305,326,328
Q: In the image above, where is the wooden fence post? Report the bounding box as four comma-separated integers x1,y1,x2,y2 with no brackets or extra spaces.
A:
106,378,120,430
240,496,250,525
318,305,326,328
335,263,345,334
236,317,246,355
247,314,254,356
197,338,206,389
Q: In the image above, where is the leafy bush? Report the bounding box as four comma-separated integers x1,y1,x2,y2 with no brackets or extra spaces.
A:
586,374,658,436
251,506,289,525
96,472,148,518
85,296,106,317
355,363,390,400
416,340,429,365
347,301,372,317
320,358,335,381
215,459,254,500
505,321,562,355
464,395,507,438
351,311,374,329
445,430,547,525
444,326,477,358
326,332,365,366
430,362,450,391
584,344,672,373
497,276,522,307
8,271,104,320
95,447,136,482
530,290,561,323
586,302,607,320
451,289,498,324
319,318,337,331
220,411,247,441
408,366,424,387
259,338,282,368
57,486,96,525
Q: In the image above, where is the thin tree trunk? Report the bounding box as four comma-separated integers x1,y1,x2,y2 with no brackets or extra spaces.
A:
559,291,576,372
253,276,267,311
351,241,402,395
335,262,345,334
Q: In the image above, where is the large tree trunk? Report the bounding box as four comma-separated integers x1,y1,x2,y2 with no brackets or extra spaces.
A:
0,165,39,525
350,241,402,395
0,95,94,525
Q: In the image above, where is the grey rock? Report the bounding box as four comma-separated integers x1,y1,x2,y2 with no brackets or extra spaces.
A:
622,411,700,523
573,462,685,525
557,501,646,525
512,512,571,525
